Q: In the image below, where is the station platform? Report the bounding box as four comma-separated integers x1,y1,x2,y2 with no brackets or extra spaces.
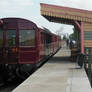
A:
13,45,92,92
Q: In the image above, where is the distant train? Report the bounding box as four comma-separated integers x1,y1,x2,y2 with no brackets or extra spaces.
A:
0,18,61,81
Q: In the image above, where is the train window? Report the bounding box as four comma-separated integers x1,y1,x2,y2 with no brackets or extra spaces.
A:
41,32,44,44
6,30,16,47
19,30,35,46
0,29,3,47
46,35,52,44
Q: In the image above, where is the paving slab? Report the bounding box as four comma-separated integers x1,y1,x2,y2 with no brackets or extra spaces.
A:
13,46,92,92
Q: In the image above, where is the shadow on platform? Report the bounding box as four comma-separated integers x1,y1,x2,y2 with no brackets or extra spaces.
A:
48,56,72,63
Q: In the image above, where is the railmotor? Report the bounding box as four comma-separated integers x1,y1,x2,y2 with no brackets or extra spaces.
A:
0,18,61,81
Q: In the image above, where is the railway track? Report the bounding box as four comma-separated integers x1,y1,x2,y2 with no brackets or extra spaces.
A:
0,83,17,92
0,76,24,92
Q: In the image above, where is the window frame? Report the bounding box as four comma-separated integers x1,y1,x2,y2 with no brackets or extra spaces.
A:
0,28,3,47
19,29,36,47
6,29,17,47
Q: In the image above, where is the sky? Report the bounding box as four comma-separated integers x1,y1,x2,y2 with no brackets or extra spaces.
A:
0,0,92,35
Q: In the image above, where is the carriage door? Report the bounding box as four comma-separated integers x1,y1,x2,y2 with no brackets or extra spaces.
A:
0,29,3,64
5,30,17,63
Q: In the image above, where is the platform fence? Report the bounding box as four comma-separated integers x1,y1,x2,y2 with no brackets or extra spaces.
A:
84,48,92,87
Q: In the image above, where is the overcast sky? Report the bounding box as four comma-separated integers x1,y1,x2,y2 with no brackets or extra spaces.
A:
0,0,92,35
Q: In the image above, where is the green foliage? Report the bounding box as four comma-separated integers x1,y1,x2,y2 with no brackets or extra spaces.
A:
63,35,67,40
69,28,78,40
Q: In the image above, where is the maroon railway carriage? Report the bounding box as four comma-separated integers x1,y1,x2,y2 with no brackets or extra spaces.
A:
0,18,61,80
38,28,52,60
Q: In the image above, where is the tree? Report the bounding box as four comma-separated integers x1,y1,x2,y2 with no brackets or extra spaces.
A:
63,35,67,40
69,28,78,40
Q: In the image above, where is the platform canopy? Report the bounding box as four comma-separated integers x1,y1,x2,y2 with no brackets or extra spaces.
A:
40,3,92,24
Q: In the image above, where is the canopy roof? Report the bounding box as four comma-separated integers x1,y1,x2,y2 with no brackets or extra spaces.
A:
40,3,92,24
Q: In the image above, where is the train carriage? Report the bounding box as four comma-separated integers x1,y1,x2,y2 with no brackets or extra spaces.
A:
0,18,61,80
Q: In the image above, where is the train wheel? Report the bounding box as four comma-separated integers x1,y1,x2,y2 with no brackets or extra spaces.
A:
16,68,30,80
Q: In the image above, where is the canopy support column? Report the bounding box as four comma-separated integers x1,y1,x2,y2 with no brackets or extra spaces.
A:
80,22,84,54
74,21,84,54
0,20,3,25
